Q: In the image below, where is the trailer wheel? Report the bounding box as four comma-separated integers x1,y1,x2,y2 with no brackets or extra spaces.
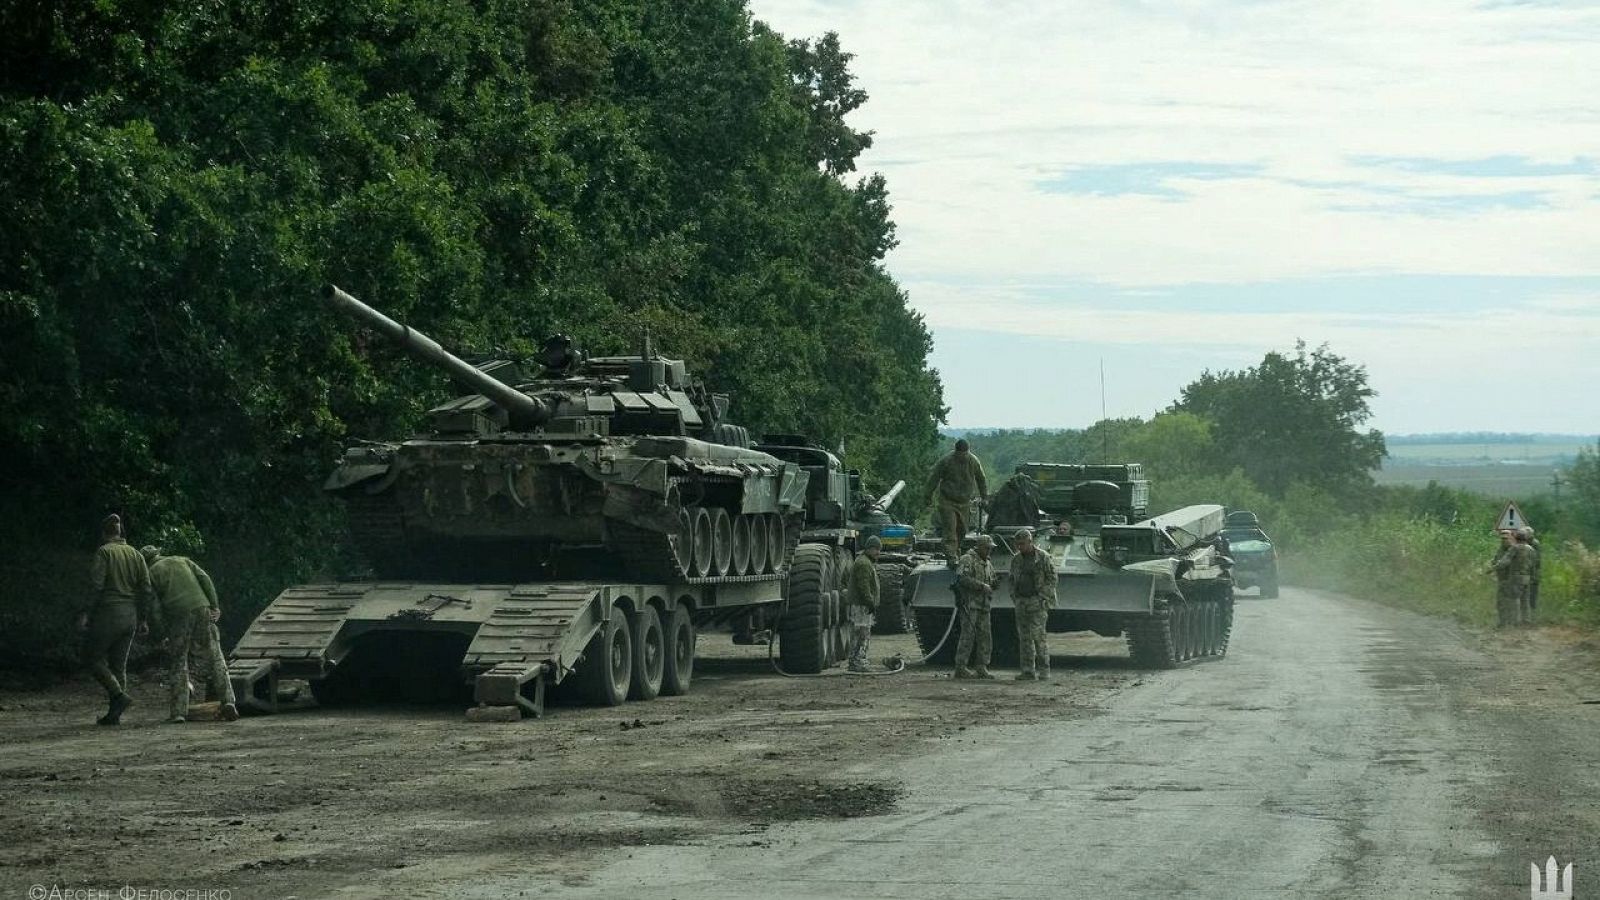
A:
661,603,695,696
628,605,665,701
779,544,833,674
577,607,634,706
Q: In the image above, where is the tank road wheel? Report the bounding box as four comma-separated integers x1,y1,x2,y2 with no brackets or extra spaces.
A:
628,605,665,701
689,508,714,578
710,509,734,576
765,514,786,573
872,563,910,635
671,509,694,576
731,515,752,575
661,603,696,697
747,515,769,575
779,544,833,674
1126,601,1179,669
577,607,634,706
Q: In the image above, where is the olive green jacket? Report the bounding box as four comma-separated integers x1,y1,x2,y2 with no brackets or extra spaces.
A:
926,451,988,505
88,538,153,615
849,554,880,610
148,555,219,633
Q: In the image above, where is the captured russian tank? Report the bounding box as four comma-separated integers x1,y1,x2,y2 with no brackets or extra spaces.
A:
322,286,809,584
909,462,1235,669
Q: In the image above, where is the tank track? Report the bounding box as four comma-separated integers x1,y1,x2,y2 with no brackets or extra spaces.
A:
1125,590,1233,669
871,562,911,634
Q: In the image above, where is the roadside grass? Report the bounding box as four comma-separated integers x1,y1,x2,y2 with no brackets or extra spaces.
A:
1283,515,1600,629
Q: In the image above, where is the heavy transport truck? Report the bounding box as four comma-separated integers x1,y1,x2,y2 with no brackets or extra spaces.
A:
907,463,1235,669
228,287,859,719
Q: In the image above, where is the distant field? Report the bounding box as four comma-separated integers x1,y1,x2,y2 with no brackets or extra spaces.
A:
1373,462,1562,497
1386,441,1589,463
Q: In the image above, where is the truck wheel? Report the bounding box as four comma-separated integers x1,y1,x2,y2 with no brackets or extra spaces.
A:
661,603,695,696
577,607,634,706
628,605,665,701
779,544,833,674
1261,571,1280,599
872,563,910,635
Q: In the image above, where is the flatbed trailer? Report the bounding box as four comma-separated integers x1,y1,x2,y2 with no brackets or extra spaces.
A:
228,575,791,720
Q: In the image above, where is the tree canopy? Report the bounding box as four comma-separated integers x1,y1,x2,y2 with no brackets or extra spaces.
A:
0,0,944,661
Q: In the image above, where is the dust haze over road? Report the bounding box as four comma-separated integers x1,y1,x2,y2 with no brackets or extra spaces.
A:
3,589,1596,899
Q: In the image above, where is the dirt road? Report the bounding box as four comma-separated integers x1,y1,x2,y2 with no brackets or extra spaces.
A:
3,589,1597,898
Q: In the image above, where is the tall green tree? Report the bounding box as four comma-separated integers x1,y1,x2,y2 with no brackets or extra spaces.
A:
1173,342,1386,495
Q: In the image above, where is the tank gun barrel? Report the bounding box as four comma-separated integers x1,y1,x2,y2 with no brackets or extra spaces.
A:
323,285,550,426
876,480,907,510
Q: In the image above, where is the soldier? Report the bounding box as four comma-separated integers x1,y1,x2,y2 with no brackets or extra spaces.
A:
81,514,152,725
1521,526,1542,616
953,534,999,679
1052,519,1074,541
142,546,239,722
926,439,988,563
1486,529,1529,627
1513,529,1538,625
846,537,882,673
1009,527,1056,681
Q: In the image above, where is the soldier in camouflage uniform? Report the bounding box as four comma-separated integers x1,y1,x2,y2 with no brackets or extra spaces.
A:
142,547,239,722
81,514,153,725
926,439,988,563
953,535,999,679
1513,530,1538,625
846,537,881,673
1486,529,1532,627
1521,527,1542,618
1009,528,1056,680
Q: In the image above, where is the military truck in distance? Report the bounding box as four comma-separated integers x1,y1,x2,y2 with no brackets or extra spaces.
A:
227,287,840,719
907,462,1235,669
1221,510,1279,598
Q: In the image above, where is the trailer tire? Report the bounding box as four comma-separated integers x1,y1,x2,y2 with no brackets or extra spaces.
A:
661,603,695,697
577,607,634,707
628,605,665,701
779,544,833,674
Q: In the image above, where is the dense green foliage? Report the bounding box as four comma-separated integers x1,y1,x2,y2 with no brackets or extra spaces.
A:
0,0,944,667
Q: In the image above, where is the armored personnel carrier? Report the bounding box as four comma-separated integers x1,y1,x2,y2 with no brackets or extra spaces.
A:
908,462,1234,669
321,286,808,583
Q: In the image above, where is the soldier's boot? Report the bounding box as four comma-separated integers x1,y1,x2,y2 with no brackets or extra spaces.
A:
1037,668,1051,681
953,667,973,679
1014,671,1037,681
972,667,995,680
220,703,240,722
165,715,187,725
99,692,133,726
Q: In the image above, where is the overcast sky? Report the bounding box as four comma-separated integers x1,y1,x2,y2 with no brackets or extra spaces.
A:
746,0,1600,433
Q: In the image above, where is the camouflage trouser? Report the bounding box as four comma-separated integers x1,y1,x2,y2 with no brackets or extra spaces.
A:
1014,598,1049,675
166,609,235,717
847,604,874,669
1496,581,1524,627
1519,584,1535,624
937,499,971,560
954,595,991,672
83,603,137,700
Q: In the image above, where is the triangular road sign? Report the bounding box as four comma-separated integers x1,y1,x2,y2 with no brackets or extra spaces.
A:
1496,501,1530,532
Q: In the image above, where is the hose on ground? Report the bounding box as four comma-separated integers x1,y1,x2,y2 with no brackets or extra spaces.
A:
765,600,961,678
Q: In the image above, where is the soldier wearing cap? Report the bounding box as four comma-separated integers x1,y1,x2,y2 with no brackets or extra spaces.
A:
953,534,999,679
925,439,989,563
1009,528,1056,680
143,546,238,722
846,536,882,673
82,514,153,725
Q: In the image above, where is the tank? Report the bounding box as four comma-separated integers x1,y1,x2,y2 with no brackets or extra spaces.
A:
908,462,1235,668
321,286,810,583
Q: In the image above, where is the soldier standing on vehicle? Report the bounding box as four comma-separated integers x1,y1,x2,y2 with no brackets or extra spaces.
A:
953,535,999,679
1009,528,1056,681
1521,527,1542,617
846,537,881,673
142,547,239,722
926,439,988,563
1486,529,1530,627
82,514,152,725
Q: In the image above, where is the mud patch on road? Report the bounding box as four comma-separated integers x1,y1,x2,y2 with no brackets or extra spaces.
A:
719,778,904,820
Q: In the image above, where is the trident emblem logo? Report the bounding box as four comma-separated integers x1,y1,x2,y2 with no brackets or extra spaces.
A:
1532,857,1574,900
